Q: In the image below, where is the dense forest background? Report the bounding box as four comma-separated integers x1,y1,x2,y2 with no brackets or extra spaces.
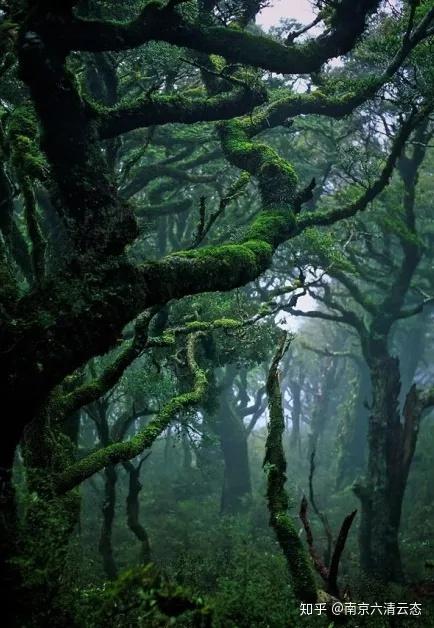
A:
1,0,434,626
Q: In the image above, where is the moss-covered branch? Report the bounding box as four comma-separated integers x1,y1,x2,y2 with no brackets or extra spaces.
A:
138,87,300,302
9,2,429,454
8,106,47,286
57,310,155,418
147,317,242,347
247,8,434,133
264,333,317,602
62,0,381,75
56,333,207,493
99,86,266,138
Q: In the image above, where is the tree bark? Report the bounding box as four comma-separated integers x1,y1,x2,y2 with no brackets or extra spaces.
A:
264,335,317,602
124,459,151,565
357,353,405,581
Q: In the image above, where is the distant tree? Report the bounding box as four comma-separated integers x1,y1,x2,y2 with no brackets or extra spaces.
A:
288,124,434,581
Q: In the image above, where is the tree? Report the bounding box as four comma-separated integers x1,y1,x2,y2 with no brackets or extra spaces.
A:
288,124,434,581
1,0,434,617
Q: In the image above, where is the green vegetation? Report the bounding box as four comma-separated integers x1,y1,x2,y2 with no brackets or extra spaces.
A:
1,1,434,626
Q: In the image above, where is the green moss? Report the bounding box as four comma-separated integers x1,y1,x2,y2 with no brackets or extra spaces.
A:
171,242,264,282
56,334,208,493
265,338,317,602
244,212,295,247
8,106,47,182
217,116,297,228
78,564,211,626
184,318,241,332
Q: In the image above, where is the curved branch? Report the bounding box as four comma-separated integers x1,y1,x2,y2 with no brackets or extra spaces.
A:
63,1,381,75
123,456,152,564
99,87,267,138
397,297,434,320
56,333,207,493
331,269,378,316
295,103,433,231
249,7,434,131
327,509,357,597
57,309,155,418
120,150,220,199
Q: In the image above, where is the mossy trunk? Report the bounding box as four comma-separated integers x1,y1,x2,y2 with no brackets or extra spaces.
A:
265,336,317,602
18,407,81,627
0,410,79,628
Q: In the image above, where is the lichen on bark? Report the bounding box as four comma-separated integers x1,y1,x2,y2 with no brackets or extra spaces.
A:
264,333,317,602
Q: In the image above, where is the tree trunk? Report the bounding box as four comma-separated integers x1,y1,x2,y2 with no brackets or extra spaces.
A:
218,391,251,515
357,354,405,582
125,460,151,564
99,464,118,580
18,406,81,626
265,335,317,602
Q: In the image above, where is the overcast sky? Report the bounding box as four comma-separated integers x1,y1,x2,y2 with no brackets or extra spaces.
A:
257,1,316,29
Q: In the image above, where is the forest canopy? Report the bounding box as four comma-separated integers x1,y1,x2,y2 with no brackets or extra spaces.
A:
1,0,434,626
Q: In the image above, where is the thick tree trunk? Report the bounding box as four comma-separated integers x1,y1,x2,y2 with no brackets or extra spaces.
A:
18,407,81,626
357,354,405,582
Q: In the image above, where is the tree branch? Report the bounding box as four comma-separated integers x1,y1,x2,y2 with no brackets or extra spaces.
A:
62,0,381,75
327,509,357,598
56,333,207,493
99,87,267,138
57,309,155,418
250,6,434,131
299,495,330,583
295,103,433,231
